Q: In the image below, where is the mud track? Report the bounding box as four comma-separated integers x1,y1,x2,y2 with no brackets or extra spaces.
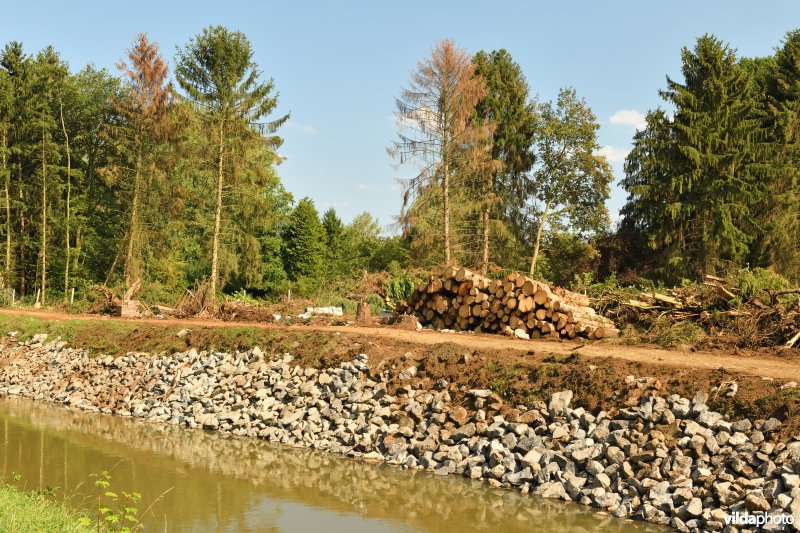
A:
2,307,798,380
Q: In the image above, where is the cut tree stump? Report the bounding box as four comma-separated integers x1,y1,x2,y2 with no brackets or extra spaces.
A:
356,300,372,322
116,300,141,318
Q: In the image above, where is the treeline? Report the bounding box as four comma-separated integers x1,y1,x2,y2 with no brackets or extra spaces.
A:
619,33,800,283
3,29,799,310
394,33,800,289
0,27,407,307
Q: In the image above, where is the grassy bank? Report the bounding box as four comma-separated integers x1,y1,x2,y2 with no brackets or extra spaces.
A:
0,484,86,533
0,314,335,360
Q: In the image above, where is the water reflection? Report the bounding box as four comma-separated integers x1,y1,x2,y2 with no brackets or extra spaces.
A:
0,397,658,532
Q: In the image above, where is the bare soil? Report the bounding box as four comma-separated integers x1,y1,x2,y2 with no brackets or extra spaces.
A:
2,307,800,439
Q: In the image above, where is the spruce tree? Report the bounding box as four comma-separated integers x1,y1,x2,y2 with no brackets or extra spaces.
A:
114,34,172,289
175,25,288,308
390,40,492,265
757,30,800,279
473,49,537,273
623,35,768,280
282,197,325,285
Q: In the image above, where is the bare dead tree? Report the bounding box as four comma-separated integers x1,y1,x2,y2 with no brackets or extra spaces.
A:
389,39,493,266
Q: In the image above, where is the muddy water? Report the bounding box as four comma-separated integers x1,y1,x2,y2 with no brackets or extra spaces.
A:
0,397,658,532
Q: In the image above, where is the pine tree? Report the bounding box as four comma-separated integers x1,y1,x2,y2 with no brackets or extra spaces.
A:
282,197,325,285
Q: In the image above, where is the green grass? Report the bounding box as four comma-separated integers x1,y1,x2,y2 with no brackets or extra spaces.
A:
0,484,87,533
0,313,333,363
487,360,522,400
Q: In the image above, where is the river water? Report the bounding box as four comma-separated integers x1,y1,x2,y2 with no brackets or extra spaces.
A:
0,397,659,532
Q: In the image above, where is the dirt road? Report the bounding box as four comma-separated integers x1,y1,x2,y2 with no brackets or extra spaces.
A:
2,307,798,380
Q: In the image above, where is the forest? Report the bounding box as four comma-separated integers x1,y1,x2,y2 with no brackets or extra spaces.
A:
1,26,799,312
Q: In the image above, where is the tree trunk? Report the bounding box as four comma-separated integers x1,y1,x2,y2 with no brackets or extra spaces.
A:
40,128,47,305
529,199,552,276
73,226,81,272
124,143,142,288
60,100,71,301
209,120,225,311
2,130,9,277
443,160,451,265
480,173,494,275
18,164,25,297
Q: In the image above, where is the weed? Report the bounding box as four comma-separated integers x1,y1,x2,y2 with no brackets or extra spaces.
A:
80,471,142,533
488,361,521,399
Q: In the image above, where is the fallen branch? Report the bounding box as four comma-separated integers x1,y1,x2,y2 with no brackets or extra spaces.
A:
787,331,800,348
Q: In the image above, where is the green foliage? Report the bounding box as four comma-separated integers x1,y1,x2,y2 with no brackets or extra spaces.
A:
175,25,290,301
487,360,521,399
80,471,143,532
364,293,385,315
733,267,792,304
646,317,707,348
282,197,326,291
322,208,344,254
473,49,537,269
539,233,600,287
384,265,424,302
0,483,88,532
621,34,797,282
527,87,613,276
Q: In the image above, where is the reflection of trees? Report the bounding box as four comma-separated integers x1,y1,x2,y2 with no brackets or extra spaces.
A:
0,398,654,533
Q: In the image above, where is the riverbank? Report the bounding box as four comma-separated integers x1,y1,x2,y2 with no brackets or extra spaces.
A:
0,483,85,533
0,396,648,532
1,331,800,531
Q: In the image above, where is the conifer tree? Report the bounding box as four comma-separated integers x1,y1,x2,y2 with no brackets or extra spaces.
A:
758,30,800,278
623,35,768,279
30,46,68,305
473,49,537,273
176,25,288,308
282,197,325,284
390,40,492,265
113,34,172,289
0,66,10,282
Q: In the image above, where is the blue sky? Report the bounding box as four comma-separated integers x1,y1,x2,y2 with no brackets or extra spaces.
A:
3,0,800,230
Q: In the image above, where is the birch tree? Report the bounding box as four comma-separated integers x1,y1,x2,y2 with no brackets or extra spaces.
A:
528,87,612,276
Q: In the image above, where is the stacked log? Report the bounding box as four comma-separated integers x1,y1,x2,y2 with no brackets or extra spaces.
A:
396,267,618,341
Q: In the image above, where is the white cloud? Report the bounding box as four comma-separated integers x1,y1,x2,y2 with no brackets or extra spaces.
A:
286,121,316,135
597,145,630,164
356,183,379,192
609,109,646,131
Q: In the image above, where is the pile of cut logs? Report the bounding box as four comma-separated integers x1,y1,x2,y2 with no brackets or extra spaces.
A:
396,267,618,340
